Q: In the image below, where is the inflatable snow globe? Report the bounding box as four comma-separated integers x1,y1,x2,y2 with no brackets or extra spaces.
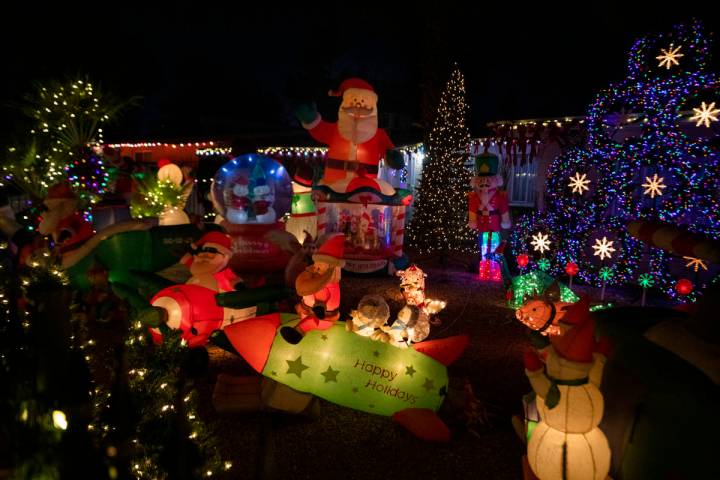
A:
212,154,293,273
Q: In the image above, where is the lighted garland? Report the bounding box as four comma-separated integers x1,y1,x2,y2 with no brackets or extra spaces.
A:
511,20,719,300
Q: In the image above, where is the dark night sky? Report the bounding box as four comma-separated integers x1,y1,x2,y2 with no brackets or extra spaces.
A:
2,2,718,145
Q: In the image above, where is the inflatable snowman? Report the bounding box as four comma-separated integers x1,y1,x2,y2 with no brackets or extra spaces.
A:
519,295,611,480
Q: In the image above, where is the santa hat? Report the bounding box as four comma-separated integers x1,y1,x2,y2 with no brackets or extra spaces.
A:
46,183,76,200
550,297,596,363
157,159,172,169
233,175,249,186
196,231,232,256
313,233,345,267
329,78,375,97
361,211,371,222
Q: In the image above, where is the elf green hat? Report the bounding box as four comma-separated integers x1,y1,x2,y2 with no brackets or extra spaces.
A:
473,153,499,176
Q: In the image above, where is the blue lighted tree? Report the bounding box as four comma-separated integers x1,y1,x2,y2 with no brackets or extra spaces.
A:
512,21,720,300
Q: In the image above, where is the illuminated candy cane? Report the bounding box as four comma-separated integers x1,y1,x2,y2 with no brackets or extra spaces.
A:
316,202,328,239
392,206,406,257
627,220,720,263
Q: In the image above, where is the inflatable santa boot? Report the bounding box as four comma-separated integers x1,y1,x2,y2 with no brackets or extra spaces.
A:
293,78,404,184
468,153,511,281
280,233,345,344
226,174,250,224
524,297,611,480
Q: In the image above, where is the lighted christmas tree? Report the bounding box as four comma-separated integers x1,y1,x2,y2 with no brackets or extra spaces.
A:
407,66,475,256
512,21,720,300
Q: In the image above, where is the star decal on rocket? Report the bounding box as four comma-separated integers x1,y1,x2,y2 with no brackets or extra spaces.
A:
405,365,416,377
422,378,435,392
321,366,339,383
286,356,309,378
321,334,328,341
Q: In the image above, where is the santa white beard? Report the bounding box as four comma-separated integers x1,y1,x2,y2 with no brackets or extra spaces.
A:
337,111,378,145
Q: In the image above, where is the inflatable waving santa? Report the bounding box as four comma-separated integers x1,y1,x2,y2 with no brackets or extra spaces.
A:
294,78,404,184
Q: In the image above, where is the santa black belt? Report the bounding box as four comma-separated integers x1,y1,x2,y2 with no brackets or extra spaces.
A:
479,209,500,216
326,159,378,174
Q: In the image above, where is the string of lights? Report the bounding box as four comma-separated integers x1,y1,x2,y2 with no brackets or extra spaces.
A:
511,20,720,301
407,66,476,254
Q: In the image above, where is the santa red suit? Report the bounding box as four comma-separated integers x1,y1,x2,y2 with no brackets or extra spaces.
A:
300,78,395,183
295,234,345,334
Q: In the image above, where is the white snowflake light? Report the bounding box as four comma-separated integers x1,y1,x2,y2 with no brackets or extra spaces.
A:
656,45,684,70
592,236,616,261
689,101,719,128
568,172,590,194
530,232,551,254
642,174,667,199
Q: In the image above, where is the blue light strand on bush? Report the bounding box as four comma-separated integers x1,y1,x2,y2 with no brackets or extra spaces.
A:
511,20,719,301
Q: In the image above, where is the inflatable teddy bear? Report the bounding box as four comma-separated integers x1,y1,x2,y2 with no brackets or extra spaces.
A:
375,304,430,348
346,294,390,337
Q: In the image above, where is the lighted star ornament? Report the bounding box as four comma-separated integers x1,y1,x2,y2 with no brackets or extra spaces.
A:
592,236,616,260
568,172,590,194
642,174,666,199
530,232,551,254
690,101,719,128
656,44,684,69
683,256,708,272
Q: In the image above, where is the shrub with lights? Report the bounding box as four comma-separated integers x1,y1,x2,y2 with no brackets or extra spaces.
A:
1,78,134,202
512,21,720,300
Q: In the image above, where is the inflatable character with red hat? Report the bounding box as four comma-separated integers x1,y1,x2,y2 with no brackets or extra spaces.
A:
149,231,254,347
280,233,345,344
294,78,405,185
38,182,94,254
514,283,612,480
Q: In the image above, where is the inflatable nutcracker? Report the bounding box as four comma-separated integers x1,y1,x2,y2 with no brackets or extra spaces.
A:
280,233,345,344
293,78,404,185
468,153,511,281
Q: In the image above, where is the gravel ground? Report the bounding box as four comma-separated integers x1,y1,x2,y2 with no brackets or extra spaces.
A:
104,255,644,480
198,258,533,480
